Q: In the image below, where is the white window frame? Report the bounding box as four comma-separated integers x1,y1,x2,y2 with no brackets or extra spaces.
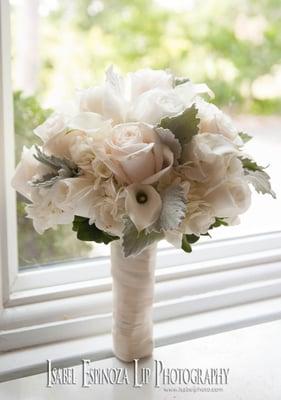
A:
1,0,281,381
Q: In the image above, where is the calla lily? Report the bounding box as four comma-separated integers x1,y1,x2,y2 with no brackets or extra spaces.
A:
125,184,162,231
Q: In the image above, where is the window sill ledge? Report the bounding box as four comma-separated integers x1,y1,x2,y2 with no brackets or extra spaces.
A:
1,295,281,382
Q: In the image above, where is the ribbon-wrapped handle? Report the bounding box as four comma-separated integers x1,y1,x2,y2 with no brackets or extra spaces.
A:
110,240,157,362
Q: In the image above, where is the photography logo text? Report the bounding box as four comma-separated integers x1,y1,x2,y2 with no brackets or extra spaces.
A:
46,359,230,391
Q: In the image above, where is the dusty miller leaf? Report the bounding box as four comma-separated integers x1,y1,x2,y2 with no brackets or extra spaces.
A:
30,172,61,188
152,185,187,232
122,217,163,257
245,170,276,198
34,145,79,174
155,127,182,161
174,77,190,87
32,145,81,187
158,104,199,149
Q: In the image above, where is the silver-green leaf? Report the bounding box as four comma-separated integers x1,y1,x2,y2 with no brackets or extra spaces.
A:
158,104,199,149
245,170,276,198
32,145,81,187
174,77,190,87
155,127,182,161
122,217,163,257
30,173,61,188
153,185,187,232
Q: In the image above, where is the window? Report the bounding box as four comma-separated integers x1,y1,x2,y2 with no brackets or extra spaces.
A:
1,0,281,381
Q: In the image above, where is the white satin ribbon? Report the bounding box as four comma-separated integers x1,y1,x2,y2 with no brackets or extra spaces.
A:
110,240,157,362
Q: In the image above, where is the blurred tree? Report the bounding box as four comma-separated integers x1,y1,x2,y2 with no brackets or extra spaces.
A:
29,0,281,114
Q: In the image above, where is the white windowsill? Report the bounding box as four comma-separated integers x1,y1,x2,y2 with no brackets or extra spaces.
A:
1,295,281,382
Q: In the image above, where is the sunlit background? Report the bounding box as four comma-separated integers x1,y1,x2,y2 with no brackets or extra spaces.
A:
10,0,281,268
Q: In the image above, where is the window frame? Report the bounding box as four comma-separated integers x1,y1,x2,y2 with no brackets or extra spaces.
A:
1,0,281,381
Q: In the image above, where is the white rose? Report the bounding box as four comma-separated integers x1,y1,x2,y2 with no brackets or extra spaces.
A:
79,67,174,125
196,98,242,144
79,85,127,125
204,178,252,218
174,81,214,107
94,122,174,184
69,136,96,173
182,133,241,185
11,145,50,201
129,88,184,125
181,201,216,236
68,112,112,136
43,129,86,159
129,68,173,99
34,113,66,142
187,132,238,163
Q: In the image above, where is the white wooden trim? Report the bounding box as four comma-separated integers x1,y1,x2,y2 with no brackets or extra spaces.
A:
6,243,281,307
9,231,281,301
0,0,19,306
1,296,281,382
1,246,281,351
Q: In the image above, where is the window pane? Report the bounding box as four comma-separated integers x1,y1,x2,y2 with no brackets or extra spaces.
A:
11,0,281,268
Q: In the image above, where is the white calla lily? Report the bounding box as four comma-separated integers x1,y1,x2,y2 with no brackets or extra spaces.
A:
125,184,162,231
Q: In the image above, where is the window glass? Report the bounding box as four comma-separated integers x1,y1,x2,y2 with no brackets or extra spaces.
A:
10,0,281,268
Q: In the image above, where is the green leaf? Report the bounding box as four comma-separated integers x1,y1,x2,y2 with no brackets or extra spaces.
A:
185,234,200,244
181,234,201,253
152,185,187,232
210,217,228,228
181,235,193,253
122,217,163,257
238,132,252,144
158,104,199,149
245,170,276,198
72,216,119,244
239,157,265,172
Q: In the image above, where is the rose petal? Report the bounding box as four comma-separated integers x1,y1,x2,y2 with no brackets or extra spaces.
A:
142,145,174,184
68,112,111,135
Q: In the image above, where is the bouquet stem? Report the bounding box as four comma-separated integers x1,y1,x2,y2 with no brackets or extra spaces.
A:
110,240,157,362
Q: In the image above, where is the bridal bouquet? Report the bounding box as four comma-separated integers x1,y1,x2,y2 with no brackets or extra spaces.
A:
12,67,275,256
12,67,275,362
